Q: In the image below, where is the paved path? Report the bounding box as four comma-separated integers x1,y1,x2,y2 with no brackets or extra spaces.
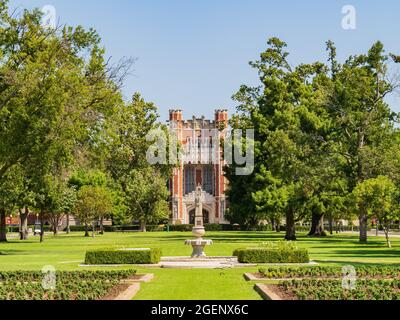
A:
342,230,400,238
159,257,318,269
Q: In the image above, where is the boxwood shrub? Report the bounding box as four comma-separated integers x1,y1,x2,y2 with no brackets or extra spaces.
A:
85,248,162,265
204,224,235,231
168,224,194,232
234,242,309,264
67,226,87,232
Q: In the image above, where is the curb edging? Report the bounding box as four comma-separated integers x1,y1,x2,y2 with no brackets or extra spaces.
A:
254,284,282,301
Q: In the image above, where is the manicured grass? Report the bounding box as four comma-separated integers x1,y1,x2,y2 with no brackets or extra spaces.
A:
0,231,399,300
133,268,262,300
0,231,400,270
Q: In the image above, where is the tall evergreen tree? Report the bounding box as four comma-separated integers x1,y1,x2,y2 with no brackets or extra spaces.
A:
326,41,400,242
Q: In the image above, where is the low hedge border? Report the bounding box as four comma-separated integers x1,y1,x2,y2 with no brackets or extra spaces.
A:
84,248,162,265
233,247,310,264
7,225,52,233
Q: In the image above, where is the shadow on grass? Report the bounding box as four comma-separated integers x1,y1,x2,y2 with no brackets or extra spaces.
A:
150,233,389,246
331,248,400,257
0,239,40,245
0,249,30,256
135,234,278,243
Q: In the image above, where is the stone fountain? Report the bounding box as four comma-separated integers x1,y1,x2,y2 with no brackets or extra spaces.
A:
185,185,213,258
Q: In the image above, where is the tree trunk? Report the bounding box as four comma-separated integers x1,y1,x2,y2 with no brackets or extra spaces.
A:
84,224,89,237
0,208,7,243
92,221,95,238
99,217,104,235
40,210,45,243
19,207,29,240
308,212,326,237
66,213,70,234
53,222,58,236
357,131,367,243
383,227,391,248
359,208,368,243
271,218,281,232
140,220,147,233
328,215,333,235
285,208,296,241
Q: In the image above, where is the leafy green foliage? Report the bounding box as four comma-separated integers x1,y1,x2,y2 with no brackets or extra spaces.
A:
353,176,399,247
69,170,108,190
73,185,113,236
226,36,400,243
0,1,123,241
226,38,340,240
125,167,170,231
105,93,173,230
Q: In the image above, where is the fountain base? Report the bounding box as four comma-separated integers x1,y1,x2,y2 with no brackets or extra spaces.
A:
184,239,213,258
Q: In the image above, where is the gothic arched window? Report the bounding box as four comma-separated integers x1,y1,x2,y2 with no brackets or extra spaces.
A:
184,167,195,195
202,166,214,195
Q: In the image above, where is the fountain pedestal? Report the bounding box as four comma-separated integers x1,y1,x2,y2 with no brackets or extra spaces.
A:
184,186,213,258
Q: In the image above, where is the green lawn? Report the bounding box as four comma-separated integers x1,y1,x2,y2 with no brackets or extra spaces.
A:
133,268,262,300
0,231,399,300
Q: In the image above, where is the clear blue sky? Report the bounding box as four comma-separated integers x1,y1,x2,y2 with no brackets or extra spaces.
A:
9,0,400,121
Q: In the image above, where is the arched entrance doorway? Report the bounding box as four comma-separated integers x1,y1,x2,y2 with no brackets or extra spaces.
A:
189,209,209,225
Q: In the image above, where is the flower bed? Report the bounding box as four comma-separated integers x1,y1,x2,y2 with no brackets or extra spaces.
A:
258,266,400,279
0,270,136,300
255,266,400,300
278,279,400,300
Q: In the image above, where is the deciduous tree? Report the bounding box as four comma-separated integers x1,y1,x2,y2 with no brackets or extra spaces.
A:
353,176,398,247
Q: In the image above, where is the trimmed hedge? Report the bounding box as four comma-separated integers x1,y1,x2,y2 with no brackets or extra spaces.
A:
7,225,51,233
104,225,165,232
65,224,240,233
66,225,165,232
205,224,235,231
67,226,87,232
168,224,194,232
233,246,310,264
84,248,162,265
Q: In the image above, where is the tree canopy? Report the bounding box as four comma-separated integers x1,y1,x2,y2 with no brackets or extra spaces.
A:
226,37,400,243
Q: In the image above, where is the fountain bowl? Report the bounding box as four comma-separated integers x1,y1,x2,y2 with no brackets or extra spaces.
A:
185,239,213,258
192,226,206,238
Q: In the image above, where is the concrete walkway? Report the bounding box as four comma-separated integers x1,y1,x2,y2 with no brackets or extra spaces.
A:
159,257,318,269
161,257,238,269
342,230,400,238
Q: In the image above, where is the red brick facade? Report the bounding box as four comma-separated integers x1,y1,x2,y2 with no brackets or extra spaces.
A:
168,109,229,224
